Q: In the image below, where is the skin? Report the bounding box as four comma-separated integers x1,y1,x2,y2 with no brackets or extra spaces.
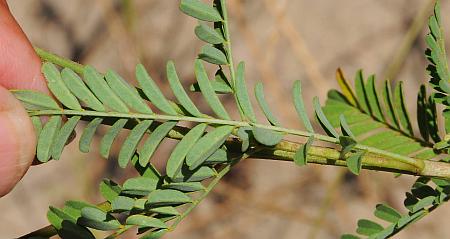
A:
0,0,49,196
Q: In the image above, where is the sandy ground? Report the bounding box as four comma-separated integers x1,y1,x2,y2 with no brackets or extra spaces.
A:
1,0,450,238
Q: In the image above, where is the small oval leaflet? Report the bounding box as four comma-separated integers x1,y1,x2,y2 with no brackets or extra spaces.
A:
252,126,283,147
99,179,121,202
255,82,281,126
294,136,314,166
100,119,128,158
163,182,205,192
79,118,103,153
179,0,223,22
194,60,231,119
118,120,153,168
166,123,207,178
313,96,339,138
195,23,225,44
198,45,229,65
51,116,81,160
346,151,364,175
166,61,203,117
292,80,314,133
42,62,82,110
12,90,60,110
374,204,401,223
126,215,168,229
111,196,135,211
146,189,192,207
356,219,383,236
37,116,62,162
186,125,234,170
139,121,177,166
235,61,257,122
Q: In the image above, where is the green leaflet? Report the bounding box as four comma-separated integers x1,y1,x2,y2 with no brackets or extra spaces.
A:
136,64,178,115
292,80,314,132
79,118,103,153
99,179,121,202
83,66,129,113
166,61,202,117
204,148,229,164
417,85,430,142
42,62,81,110
339,136,356,159
48,206,74,229
365,74,385,121
354,70,370,113
146,189,192,207
166,123,207,178
190,78,233,94
37,116,62,162
356,219,383,236
236,127,250,152
382,80,400,129
336,68,357,106
195,23,225,44
294,136,314,166
394,81,413,136
374,204,401,223
198,45,228,65
100,119,128,158
139,121,177,166
12,90,60,110
186,125,234,169
411,196,435,213
105,70,153,114
171,165,217,183
340,235,360,239
162,182,205,192
339,115,355,138
123,176,159,195
79,207,121,231
111,196,135,211
118,120,153,168
179,0,223,22
255,82,281,126
346,151,364,175
235,61,257,122
313,97,339,138
61,68,105,112
52,116,81,160
194,60,231,119
31,116,42,139
149,206,180,216
126,215,167,229
252,126,283,147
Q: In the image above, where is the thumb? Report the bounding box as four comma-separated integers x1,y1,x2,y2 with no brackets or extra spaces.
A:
0,87,36,196
0,1,49,196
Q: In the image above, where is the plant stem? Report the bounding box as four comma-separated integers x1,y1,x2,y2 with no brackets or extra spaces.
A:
35,47,84,74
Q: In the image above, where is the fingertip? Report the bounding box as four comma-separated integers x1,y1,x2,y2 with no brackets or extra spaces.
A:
0,86,36,196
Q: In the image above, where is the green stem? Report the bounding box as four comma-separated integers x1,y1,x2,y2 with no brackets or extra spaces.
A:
29,109,425,170
35,47,84,74
220,0,236,89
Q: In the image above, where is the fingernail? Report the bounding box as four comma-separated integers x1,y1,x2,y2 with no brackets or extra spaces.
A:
0,87,35,196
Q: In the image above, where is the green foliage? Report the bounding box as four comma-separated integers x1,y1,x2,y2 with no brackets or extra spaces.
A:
13,0,450,238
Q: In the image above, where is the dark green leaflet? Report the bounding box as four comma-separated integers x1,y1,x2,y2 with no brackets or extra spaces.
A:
111,196,135,211
166,61,202,117
198,45,228,65
356,219,383,236
42,62,82,110
346,151,364,175
52,116,81,160
83,66,129,113
146,189,192,207
79,207,121,231
252,126,283,147
339,115,355,138
235,61,257,122
354,70,370,113
12,90,60,110
126,215,167,228
166,123,207,178
100,119,128,158
139,121,177,166
61,68,105,112
255,82,281,126
292,80,314,132
294,136,314,166
194,60,231,119
171,165,217,183
417,86,430,142
186,125,234,170
149,206,180,216
37,116,62,162
179,0,223,22
99,179,121,202
118,120,153,168
313,97,339,138
79,118,103,153
382,80,400,129
105,70,153,114
162,182,205,192
374,204,401,223
136,64,178,115
195,23,225,44
394,81,413,136
365,75,385,121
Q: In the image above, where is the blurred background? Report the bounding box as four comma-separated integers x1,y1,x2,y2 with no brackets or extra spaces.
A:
1,0,450,238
